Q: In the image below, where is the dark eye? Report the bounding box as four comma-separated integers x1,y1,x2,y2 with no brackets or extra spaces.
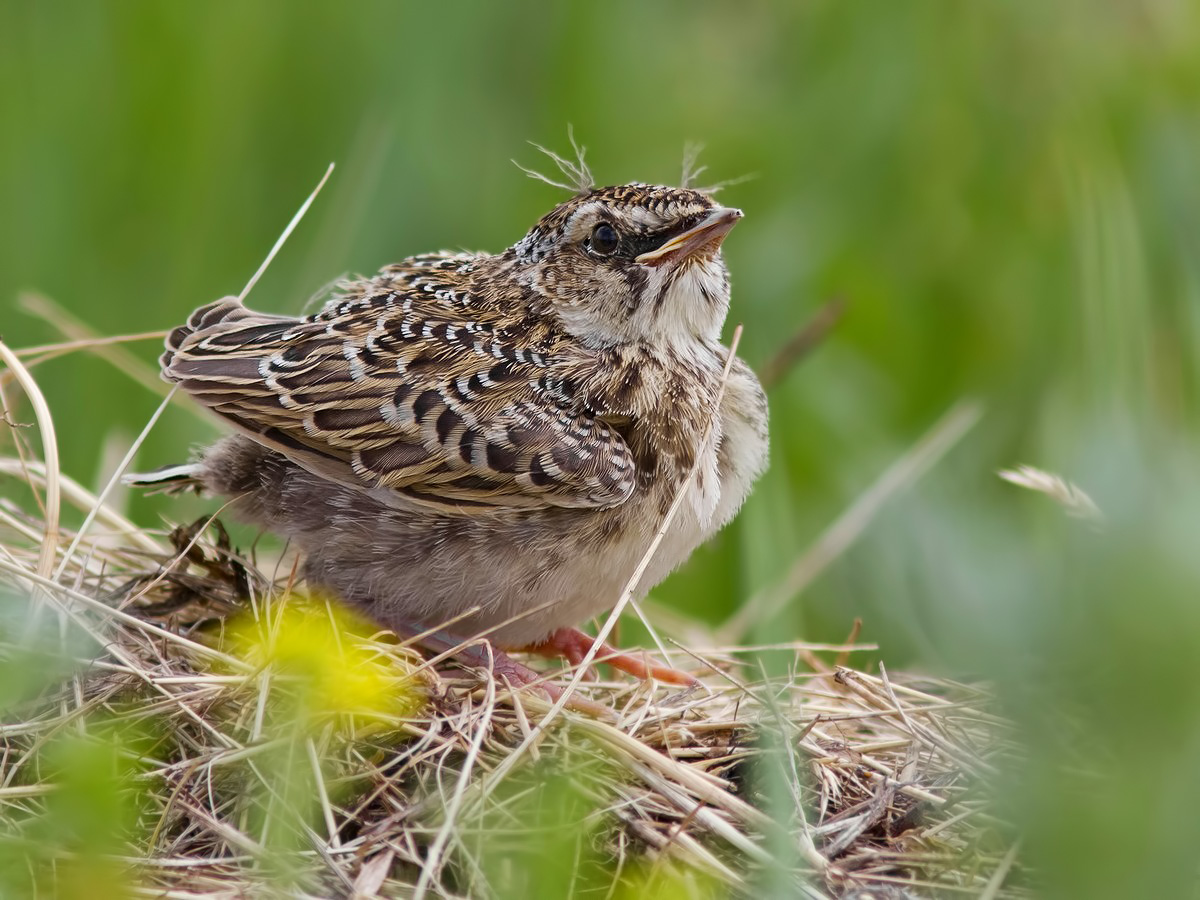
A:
589,222,619,256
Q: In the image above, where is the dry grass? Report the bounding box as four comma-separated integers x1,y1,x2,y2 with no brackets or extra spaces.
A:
0,421,1029,897
998,465,1103,524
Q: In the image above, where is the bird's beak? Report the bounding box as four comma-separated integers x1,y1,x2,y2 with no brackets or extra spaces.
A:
635,207,743,266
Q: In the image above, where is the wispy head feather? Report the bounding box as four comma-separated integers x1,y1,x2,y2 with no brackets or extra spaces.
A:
515,132,755,197
679,141,756,195
680,141,708,189
514,126,595,195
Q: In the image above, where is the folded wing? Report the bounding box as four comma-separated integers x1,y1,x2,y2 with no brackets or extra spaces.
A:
162,290,636,514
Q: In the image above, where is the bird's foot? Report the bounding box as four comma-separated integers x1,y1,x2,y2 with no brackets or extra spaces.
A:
406,626,609,715
517,627,699,687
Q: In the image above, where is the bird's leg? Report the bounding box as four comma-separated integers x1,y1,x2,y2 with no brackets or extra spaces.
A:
515,627,699,687
399,624,609,715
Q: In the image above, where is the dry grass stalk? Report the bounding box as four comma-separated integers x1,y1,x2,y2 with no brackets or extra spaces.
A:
998,465,1103,523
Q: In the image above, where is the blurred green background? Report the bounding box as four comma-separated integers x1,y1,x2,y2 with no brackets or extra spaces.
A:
3,2,1200,895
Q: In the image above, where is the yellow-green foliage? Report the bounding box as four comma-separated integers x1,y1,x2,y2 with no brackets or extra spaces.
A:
226,592,425,725
611,864,726,900
220,594,425,886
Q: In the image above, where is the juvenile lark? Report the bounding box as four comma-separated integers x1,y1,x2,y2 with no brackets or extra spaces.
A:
157,176,768,697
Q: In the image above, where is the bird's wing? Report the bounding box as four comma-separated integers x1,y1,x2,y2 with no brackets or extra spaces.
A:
162,279,636,514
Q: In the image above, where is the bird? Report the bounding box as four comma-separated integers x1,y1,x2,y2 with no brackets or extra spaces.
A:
149,164,769,705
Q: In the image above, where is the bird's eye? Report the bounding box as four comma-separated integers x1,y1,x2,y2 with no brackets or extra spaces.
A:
589,222,619,256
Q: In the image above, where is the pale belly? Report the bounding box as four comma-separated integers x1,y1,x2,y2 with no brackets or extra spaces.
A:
301,365,768,648
300,469,718,648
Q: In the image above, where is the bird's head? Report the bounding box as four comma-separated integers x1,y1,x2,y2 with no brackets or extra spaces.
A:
510,184,741,348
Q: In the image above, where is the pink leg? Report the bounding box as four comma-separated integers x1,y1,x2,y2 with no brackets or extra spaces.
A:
400,624,609,715
515,627,699,687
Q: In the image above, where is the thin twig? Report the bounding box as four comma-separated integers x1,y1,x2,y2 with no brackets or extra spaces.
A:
13,331,171,360
53,385,178,580
238,163,335,304
17,292,171,398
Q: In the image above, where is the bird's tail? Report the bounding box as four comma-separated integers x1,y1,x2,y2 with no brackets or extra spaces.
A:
121,462,206,494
